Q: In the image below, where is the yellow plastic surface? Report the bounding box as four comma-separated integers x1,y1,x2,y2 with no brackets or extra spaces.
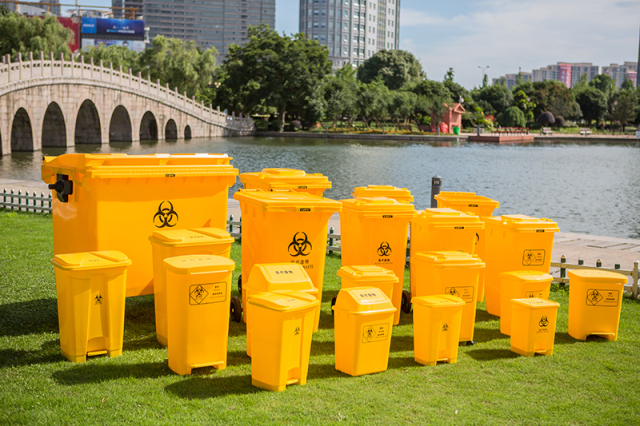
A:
499,271,553,336
410,252,484,342
245,263,320,356
165,255,235,375
149,228,233,346
42,153,238,297
52,251,131,363
410,208,484,259
234,189,340,313
567,269,626,341
337,265,399,307
412,295,464,366
483,215,559,317
248,291,319,392
332,287,396,376
434,191,500,217
351,185,414,204
340,198,415,325
239,168,332,196
510,298,560,357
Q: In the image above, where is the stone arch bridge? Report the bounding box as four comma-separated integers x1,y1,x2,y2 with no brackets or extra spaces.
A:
0,52,254,155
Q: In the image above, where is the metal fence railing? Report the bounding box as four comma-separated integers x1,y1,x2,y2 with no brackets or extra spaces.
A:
1,189,52,213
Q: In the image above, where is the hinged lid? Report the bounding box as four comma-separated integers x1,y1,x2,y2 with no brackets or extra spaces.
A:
239,168,332,190
500,271,553,283
567,269,628,283
413,208,484,228
51,251,132,271
163,255,235,274
412,294,465,308
246,263,318,294
411,252,485,269
351,185,414,203
149,228,234,247
511,298,560,309
337,265,399,284
333,286,396,314
234,189,342,213
340,197,416,217
435,191,499,209
247,290,319,312
484,215,559,233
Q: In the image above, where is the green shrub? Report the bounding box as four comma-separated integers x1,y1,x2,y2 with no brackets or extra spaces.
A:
269,119,284,132
501,106,526,127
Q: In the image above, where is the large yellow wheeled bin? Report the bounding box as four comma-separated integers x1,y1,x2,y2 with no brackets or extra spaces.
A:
484,215,559,317
412,295,464,366
164,255,235,375
568,270,626,341
239,168,332,196
149,228,234,346
499,271,553,336
410,208,484,257
510,298,560,357
42,153,238,297
340,197,415,325
352,185,414,204
248,291,319,392
52,251,132,363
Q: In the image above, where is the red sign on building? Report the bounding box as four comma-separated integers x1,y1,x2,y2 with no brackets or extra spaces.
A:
57,17,80,53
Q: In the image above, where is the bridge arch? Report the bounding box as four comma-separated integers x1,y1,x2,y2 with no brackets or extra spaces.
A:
11,108,34,152
184,125,192,139
109,105,132,142
75,99,102,144
140,111,158,140
42,102,67,147
165,119,178,139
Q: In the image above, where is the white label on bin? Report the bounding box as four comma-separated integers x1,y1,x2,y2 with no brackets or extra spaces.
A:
445,286,474,303
189,282,227,305
362,323,389,343
522,249,545,266
586,289,619,307
525,290,546,298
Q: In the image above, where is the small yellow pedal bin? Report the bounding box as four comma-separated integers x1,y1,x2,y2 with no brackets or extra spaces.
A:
510,298,559,357
52,251,132,363
412,295,464,366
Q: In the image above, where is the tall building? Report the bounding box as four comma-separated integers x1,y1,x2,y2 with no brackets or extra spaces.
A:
492,72,532,90
602,62,638,88
299,0,400,70
139,0,275,57
533,62,600,88
38,0,61,16
568,63,599,87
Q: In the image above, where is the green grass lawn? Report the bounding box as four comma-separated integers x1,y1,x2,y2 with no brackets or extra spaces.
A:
1,210,639,425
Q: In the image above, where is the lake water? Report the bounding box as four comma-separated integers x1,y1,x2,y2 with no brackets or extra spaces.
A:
1,136,639,239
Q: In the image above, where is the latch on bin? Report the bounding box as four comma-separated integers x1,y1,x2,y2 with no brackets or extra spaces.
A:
48,174,74,202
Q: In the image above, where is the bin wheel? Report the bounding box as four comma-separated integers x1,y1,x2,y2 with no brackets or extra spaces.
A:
230,296,242,323
331,296,337,315
401,290,412,314
237,274,242,293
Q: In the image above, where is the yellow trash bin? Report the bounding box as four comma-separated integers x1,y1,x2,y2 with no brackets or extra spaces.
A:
340,197,415,325
484,215,559,317
410,208,484,258
412,295,464,366
42,153,238,297
248,291,319,392
333,286,396,376
510,298,560,357
245,263,319,356
239,168,332,196
337,265,399,309
410,252,485,343
52,251,132,363
352,185,414,204
568,270,626,341
164,255,235,375
234,189,341,310
500,271,553,336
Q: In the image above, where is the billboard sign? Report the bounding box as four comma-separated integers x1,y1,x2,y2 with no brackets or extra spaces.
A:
82,38,145,53
57,17,80,52
81,17,145,37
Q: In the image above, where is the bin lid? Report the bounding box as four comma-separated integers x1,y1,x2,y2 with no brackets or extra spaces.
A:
51,251,132,271
42,153,238,183
351,185,414,203
333,287,396,314
163,255,235,274
567,269,628,283
413,208,484,228
340,197,415,217
411,252,485,269
337,265,399,284
412,294,465,308
434,191,499,209
247,290,319,312
511,298,560,309
149,228,234,247
500,271,553,283
233,189,342,213
239,168,332,190
246,264,318,294
484,215,559,233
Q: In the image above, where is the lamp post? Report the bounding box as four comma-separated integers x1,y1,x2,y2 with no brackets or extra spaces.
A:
478,65,489,86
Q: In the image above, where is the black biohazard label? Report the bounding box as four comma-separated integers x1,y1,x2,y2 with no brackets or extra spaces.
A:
377,241,392,257
445,286,474,303
522,249,545,266
189,283,227,305
153,201,179,228
362,323,389,343
539,316,549,327
586,289,619,307
94,294,103,305
525,290,546,298
288,232,312,257
442,323,449,332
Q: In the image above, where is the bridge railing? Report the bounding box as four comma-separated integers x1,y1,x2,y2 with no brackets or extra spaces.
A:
0,51,254,131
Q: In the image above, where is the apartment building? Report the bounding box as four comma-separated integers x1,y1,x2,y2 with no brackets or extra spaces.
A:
492,72,532,90
602,62,638,88
299,0,400,70
532,62,601,88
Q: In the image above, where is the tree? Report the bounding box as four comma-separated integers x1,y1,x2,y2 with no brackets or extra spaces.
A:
513,90,536,122
428,97,450,134
0,14,71,60
82,44,140,71
621,78,635,91
444,68,454,83
389,91,417,127
413,79,453,102
357,49,425,90
442,68,469,103
357,78,390,128
537,111,555,126
0,5,12,16
609,89,638,129
589,74,615,97
471,83,513,117
500,106,526,127
482,73,489,89
575,86,607,126
529,80,577,118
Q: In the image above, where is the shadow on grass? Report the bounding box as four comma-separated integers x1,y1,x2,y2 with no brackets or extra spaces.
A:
227,350,251,367
466,348,520,361
475,308,500,323
472,326,509,344
165,375,259,399
554,332,612,345
0,298,58,337
0,338,62,368
52,361,173,385
228,319,247,338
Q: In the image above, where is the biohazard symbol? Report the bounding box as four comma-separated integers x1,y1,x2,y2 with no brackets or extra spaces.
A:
377,241,392,257
442,323,449,332
523,250,535,265
363,325,375,342
587,289,603,306
94,294,103,305
153,201,179,228
539,316,549,328
190,285,208,305
447,288,461,298
294,326,300,336
288,232,312,257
